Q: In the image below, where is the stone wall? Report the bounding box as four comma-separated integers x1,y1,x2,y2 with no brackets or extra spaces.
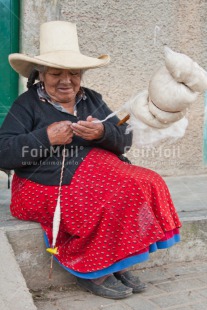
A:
20,0,207,176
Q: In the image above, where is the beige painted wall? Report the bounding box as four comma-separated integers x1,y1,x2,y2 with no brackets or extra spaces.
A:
20,0,207,176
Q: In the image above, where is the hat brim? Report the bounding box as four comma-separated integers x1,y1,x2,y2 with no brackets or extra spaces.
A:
9,51,110,78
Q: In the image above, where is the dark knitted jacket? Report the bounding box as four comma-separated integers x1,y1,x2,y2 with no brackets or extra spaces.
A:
0,85,132,185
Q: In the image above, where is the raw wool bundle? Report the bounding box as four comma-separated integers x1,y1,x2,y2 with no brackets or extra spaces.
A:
148,66,197,113
124,47,207,147
125,115,188,147
164,46,207,93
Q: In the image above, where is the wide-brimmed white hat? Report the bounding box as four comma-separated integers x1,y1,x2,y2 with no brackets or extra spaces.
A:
9,20,110,78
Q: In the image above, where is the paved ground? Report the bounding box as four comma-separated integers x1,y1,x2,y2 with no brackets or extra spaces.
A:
0,171,207,310
32,260,207,310
164,174,207,220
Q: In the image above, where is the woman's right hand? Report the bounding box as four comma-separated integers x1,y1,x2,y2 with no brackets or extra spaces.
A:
47,121,74,145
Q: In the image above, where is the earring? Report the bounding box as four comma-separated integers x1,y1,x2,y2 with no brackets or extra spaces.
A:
40,81,45,90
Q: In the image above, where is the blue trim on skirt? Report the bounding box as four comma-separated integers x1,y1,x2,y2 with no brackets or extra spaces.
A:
44,232,180,279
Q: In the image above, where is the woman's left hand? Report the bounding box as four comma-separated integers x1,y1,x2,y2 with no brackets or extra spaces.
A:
71,116,104,140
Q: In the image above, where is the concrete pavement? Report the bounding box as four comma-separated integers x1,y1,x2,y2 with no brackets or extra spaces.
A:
0,230,37,310
32,260,207,310
0,171,207,309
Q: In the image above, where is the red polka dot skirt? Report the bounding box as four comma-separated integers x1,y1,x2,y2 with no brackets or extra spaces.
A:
10,148,181,276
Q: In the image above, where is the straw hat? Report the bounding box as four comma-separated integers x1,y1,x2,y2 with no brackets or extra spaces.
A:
9,20,110,78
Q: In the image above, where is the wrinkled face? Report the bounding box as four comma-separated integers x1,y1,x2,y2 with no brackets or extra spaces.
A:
40,68,82,104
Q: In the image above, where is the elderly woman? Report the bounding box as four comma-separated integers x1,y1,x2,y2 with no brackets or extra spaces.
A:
0,21,181,299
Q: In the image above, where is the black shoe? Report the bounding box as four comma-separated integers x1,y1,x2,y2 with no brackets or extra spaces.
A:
114,271,147,293
76,275,133,299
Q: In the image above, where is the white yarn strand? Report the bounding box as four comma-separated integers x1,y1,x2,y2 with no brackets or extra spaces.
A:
52,145,66,248
92,110,121,123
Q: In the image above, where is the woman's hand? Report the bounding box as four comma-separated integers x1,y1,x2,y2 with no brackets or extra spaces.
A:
47,121,74,145
71,116,104,140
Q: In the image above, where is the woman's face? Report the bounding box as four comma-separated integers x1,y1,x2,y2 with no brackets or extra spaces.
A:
40,67,81,104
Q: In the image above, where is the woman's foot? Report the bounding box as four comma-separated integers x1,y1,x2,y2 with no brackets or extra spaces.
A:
76,275,133,299
114,271,147,293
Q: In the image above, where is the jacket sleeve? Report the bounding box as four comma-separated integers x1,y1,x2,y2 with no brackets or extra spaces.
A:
0,100,51,170
91,94,133,154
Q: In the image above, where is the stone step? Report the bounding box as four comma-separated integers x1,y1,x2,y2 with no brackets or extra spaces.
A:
2,216,206,291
